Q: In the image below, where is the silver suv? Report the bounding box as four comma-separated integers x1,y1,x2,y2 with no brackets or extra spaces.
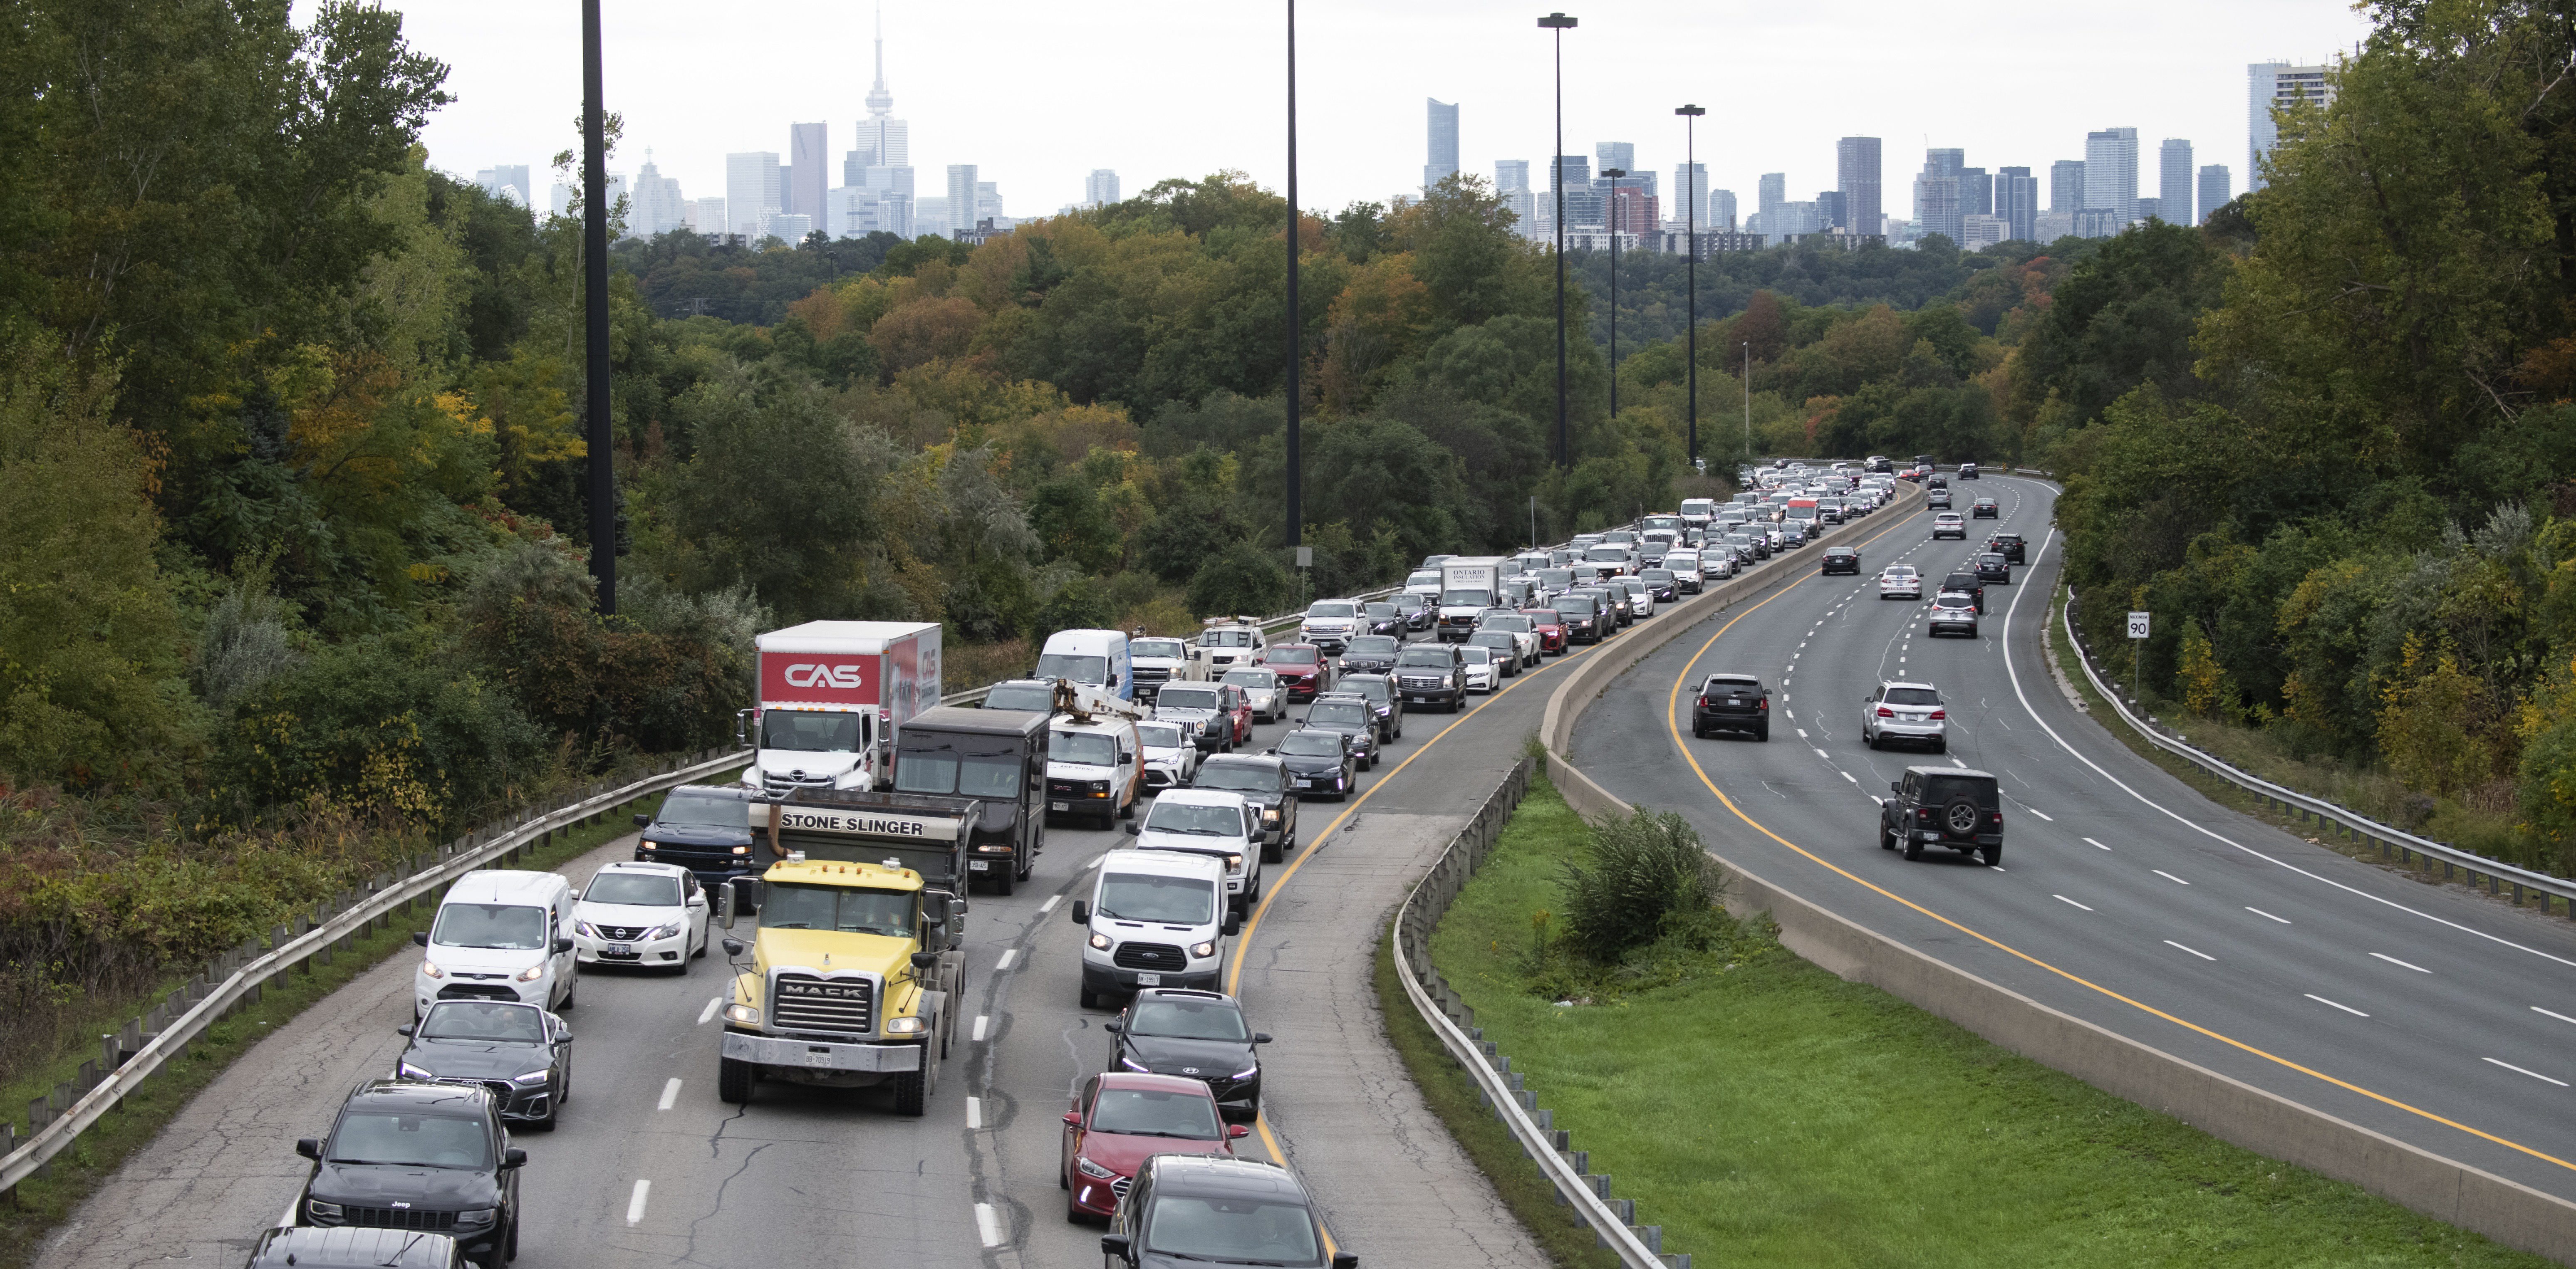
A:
1862,680,1947,752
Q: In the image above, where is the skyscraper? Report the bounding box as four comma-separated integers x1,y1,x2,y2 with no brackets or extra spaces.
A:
1757,171,1786,221
2049,160,2086,212
1913,149,1964,244
1552,154,1600,228
2249,62,2334,190
1497,160,1536,234
475,165,532,208
1672,161,1706,228
2159,139,2194,223
946,165,978,235
1999,166,2037,242
1816,190,1847,230
1597,141,1635,176
2198,164,2232,223
2085,126,2140,221
629,149,686,237
1424,99,1459,189
725,152,780,239
1837,137,1882,241
1085,170,1120,207
788,122,828,221
1709,189,1738,233
854,5,910,191
1959,166,1992,216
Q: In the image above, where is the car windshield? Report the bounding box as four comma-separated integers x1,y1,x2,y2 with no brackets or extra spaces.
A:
1583,546,1629,562
1364,604,1399,620
1440,589,1494,607
328,1112,490,1170
653,793,743,827
431,904,547,951
1097,872,1217,924
1202,629,1256,647
1305,603,1357,618
1191,762,1274,793
1158,688,1220,711
1308,702,1371,727
982,683,1055,711
1883,567,1917,577
760,710,861,753
1707,678,1762,693
1146,801,1245,837
1934,595,1975,609
1129,997,1251,1041
1535,569,1573,588
1345,636,1399,656
1980,555,2007,567
417,1001,546,1043
1266,647,1318,665
1526,610,1564,625
1089,1086,1225,1139
1641,570,1674,583
1786,506,1817,519
584,872,681,907
1134,639,1187,659
1483,616,1529,631
1459,647,1492,665
1340,679,1389,703
760,883,914,937
1405,572,1440,586
1278,731,1342,757
1034,652,1108,684
1221,670,1276,690
1470,633,1512,649
1884,687,1942,706
1395,648,1452,668
1144,1196,1323,1265
1053,730,1118,767
1137,722,1186,749
894,740,1023,798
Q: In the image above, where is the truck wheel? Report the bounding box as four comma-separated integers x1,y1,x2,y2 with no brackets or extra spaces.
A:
993,866,1015,897
889,1046,931,1117
504,1215,518,1263
1120,791,1136,820
1902,836,1924,861
1756,723,1770,742
1879,822,1897,851
718,1056,754,1105
1262,837,1282,865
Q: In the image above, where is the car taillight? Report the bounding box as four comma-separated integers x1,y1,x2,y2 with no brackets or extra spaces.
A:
1759,698,1768,711
1992,811,2004,823
1876,706,1895,717
1930,709,1946,720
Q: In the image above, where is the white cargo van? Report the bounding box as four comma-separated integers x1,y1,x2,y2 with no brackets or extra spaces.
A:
1037,628,1134,703
1071,849,1238,1009
413,871,577,1019
1048,714,1143,829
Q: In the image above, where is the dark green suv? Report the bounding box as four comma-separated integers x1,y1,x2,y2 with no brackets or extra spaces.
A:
1879,766,2003,865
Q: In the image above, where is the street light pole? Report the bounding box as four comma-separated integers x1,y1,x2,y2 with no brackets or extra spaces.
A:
1285,0,1300,555
1742,340,1751,463
1602,166,1624,421
1538,12,1576,468
581,0,616,614
1676,104,1704,470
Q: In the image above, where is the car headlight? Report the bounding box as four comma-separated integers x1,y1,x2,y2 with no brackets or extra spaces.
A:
397,1060,435,1080
420,960,446,979
883,1016,926,1036
515,963,546,982
646,922,683,941
577,921,600,938
1224,854,1243,871
511,1068,553,1086
1229,1065,1259,1080
723,1002,761,1026
1120,1054,1152,1072
637,839,659,852
1088,931,1114,952
1076,1156,1117,1180
1262,807,1281,823
306,1200,343,1220
1190,940,1218,959
454,1209,497,1227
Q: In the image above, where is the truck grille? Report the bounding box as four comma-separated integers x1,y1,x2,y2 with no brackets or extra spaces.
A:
1134,667,1171,684
771,972,875,1034
1400,676,1442,689
345,1207,459,1232
1112,942,1186,971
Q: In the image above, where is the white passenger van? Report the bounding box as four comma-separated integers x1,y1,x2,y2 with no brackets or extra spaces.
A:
1071,849,1238,1010
413,871,577,1019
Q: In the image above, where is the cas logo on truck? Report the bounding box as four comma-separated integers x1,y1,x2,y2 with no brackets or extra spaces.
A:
760,653,877,704
783,663,866,689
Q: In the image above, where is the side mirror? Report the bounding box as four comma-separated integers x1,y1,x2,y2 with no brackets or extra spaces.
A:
412,931,429,947
1123,823,1140,836
1891,781,1903,794
631,813,650,828
501,1148,528,1170
1104,1021,1124,1034
716,882,736,930
1063,1111,1083,1127
721,937,745,957
1229,1123,1252,1138
552,937,575,954
1071,900,1090,924
296,1137,322,1160
1099,1235,1132,1259
1222,913,1243,938
909,950,939,970
1252,1032,1272,1044
396,1024,414,1037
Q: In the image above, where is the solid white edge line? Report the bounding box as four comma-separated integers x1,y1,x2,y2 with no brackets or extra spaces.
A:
657,1077,681,1111
697,995,723,1025
2370,952,2432,974
2247,907,2292,925
966,1096,982,1130
2083,836,2112,851
2164,940,2216,962
2053,895,2094,911
1995,515,2576,971
2306,994,2369,1018
2535,1006,2576,1026
975,1202,1005,1248
2153,869,2191,886
627,1179,651,1226
1038,894,1062,914
973,1014,991,1041
2483,1057,2569,1088
995,948,1018,971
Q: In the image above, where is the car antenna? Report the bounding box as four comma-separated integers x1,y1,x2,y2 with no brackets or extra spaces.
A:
378,1234,428,1269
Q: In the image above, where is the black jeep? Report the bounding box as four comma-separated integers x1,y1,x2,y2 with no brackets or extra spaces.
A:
1879,766,2003,865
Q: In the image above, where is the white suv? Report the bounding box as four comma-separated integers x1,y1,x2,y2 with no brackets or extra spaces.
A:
1863,680,1948,752
1878,566,1923,599
1128,788,1263,912
1932,512,1967,539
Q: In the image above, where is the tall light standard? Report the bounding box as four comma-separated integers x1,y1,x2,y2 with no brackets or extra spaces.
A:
1537,12,1576,467
1601,166,1625,420
1676,104,1704,470
1742,340,1751,463
581,0,616,613
1285,0,1301,557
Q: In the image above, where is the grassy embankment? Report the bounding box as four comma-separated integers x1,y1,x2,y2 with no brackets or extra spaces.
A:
1382,774,2548,1267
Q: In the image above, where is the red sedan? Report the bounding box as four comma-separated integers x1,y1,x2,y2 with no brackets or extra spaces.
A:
1519,607,1570,655
1260,643,1333,700
1062,1072,1247,1222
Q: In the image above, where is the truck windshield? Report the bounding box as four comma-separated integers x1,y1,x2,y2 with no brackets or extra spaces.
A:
1584,547,1628,563
1440,590,1493,608
1052,730,1118,767
762,710,862,752
1306,602,1357,618
1142,1197,1322,1264
327,1112,491,1170
654,793,746,826
1201,629,1255,647
1144,802,1244,836
760,883,914,937
1132,640,1186,659
894,739,1023,798
1345,636,1398,656
1095,873,1216,924
431,903,547,950
1034,653,1108,684
1884,688,1942,706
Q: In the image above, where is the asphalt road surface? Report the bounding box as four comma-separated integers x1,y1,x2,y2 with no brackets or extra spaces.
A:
1572,476,2576,1204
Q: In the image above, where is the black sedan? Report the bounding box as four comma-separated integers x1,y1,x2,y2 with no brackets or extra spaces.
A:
394,1000,572,1128
631,784,759,889
1970,497,1999,518
1301,696,1382,768
1269,728,1355,800
1339,634,1402,676
297,1081,524,1269
1820,547,1861,575
1360,602,1407,637
1974,552,2012,584
1637,568,1679,603
1108,988,1271,1122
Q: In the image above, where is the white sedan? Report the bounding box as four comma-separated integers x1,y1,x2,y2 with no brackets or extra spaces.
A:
1136,720,1199,792
1221,667,1287,722
572,861,709,974
1878,566,1923,600
1459,645,1503,693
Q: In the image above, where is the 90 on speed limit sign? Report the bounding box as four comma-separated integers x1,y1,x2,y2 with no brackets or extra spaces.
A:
2128,611,2151,640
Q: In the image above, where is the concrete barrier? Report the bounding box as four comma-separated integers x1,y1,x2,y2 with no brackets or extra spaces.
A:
1539,483,2576,1266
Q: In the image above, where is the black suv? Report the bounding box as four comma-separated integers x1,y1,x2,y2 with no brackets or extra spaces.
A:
1819,547,1861,575
393,1001,572,1129
1104,1156,1353,1269
1339,634,1401,676
1301,695,1382,768
1190,755,1298,862
1986,532,2026,564
1958,462,1980,480
1691,673,1771,741
1974,552,2011,585
1268,728,1355,801
1556,591,1609,644
631,784,758,888
1107,988,1271,1122
1880,766,2004,865
296,1080,523,1268
1941,572,1986,614
1333,672,1404,741
1392,643,1467,711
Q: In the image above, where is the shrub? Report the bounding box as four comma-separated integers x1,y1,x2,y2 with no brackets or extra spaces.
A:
1555,808,1720,962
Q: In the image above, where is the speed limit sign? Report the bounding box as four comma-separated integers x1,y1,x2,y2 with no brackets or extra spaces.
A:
2128,611,2151,640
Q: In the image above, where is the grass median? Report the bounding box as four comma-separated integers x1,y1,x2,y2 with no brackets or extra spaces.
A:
1414,774,2549,1267
0,773,736,1269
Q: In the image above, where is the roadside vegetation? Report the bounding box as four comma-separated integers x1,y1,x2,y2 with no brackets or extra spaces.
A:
1419,776,2548,1266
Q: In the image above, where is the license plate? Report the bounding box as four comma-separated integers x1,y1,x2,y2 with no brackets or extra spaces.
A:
604,942,631,955
1409,695,1429,703
805,1046,836,1067
968,861,990,871
1051,800,1070,811
1135,973,1162,987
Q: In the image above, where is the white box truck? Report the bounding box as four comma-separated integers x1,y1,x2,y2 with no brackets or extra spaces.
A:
744,621,944,796
1435,557,1506,642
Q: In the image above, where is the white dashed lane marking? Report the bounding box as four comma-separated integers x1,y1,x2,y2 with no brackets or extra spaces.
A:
2307,994,2369,1018
2053,895,2093,911
2371,952,2431,974
657,1078,681,1111
2164,940,2216,962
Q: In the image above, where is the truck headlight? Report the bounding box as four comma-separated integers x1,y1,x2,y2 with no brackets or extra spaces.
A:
1262,808,1280,824
1224,854,1243,871
723,1002,761,1026
638,839,659,852
1088,932,1113,952
732,845,751,854
882,1016,926,1036
1190,941,1218,959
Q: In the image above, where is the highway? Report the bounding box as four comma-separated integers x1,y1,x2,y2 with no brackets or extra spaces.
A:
1570,476,2576,1204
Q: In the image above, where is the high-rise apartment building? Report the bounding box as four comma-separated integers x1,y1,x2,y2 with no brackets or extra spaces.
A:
1552,154,1601,228
2049,160,2086,212
725,152,781,239
1497,159,1536,234
1085,170,1120,207
788,122,828,221
1757,171,1786,221
946,165,978,235
1837,137,1882,242
1959,166,1992,216
1999,166,2037,242
1913,149,1964,244
1670,161,1707,228
1709,189,1738,233
975,180,1003,226
2197,164,2232,223
1597,141,1635,177
629,150,686,237
1816,190,1847,230
1425,99,1459,189
1606,185,1657,234
2157,139,2193,223
2249,62,2334,190
2084,127,2139,221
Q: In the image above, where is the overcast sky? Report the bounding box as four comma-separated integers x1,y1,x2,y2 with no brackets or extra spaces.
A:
338,0,2372,222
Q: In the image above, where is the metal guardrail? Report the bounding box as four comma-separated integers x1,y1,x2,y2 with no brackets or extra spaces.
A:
1390,759,1687,1269
0,745,753,1195
2061,589,2576,915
